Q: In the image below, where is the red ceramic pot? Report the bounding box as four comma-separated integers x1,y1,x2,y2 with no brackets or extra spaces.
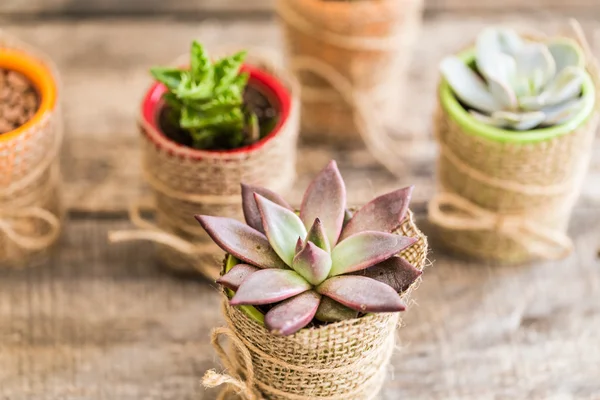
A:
141,64,293,158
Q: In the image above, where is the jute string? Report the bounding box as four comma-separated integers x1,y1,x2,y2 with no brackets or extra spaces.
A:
277,0,423,173
428,19,600,262
202,300,394,400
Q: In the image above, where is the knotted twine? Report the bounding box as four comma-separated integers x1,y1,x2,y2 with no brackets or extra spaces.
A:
109,53,300,279
277,0,425,162
428,20,600,263
0,33,63,268
202,210,429,400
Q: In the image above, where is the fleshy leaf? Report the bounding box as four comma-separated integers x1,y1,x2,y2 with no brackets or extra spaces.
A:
542,98,585,126
353,256,422,293
514,43,556,94
330,231,417,276
241,183,293,234
440,57,501,113
539,66,585,108
255,194,307,267
295,237,304,255
315,296,358,322
340,186,413,240
230,269,311,306
264,291,321,336
306,218,331,253
300,161,346,247
491,110,546,130
469,110,507,128
195,215,286,269
292,241,332,285
547,38,584,73
217,264,259,291
487,75,517,110
316,276,406,313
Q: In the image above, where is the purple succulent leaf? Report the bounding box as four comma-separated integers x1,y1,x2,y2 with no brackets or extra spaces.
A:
264,291,321,336
292,241,332,285
295,237,304,255
241,183,293,233
316,275,406,313
340,186,413,240
314,296,358,322
216,264,260,291
329,231,417,276
300,160,346,247
305,218,331,253
343,209,353,229
195,215,286,269
230,269,311,306
353,256,422,293
255,193,307,267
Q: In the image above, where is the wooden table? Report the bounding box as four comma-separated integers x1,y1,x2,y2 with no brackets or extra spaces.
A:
1,6,600,399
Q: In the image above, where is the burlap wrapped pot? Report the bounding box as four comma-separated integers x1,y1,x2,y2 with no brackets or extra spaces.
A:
277,0,423,146
109,53,300,279
0,35,63,269
428,28,600,264
203,210,428,400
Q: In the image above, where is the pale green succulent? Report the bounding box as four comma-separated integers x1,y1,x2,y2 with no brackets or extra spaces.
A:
441,27,589,130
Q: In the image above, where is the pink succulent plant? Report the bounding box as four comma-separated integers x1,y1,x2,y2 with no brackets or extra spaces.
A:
195,161,421,336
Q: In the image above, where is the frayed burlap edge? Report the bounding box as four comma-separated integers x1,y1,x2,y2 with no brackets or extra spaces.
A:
203,210,428,400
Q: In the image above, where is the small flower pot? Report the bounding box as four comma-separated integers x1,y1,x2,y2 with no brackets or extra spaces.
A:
206,212,428,400
429,46,598,264
138,59,300,277
0,40,62,268
277,0,423,146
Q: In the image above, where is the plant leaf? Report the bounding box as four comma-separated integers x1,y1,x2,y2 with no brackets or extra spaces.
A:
340,186,413,240
190,41,212,79
241,183,293,234
264,291,321,336
514,43,556,95
230,269,311,305
150,67,184,91
217,264,259,291
330,231,417,276
539,66,585,108
487,75,518,110
542,98,585,126
353,256,422,293
491,110,546,130
305,218,331,253
194,215,286,269
292,241,332,285
316,276,406,313
314,296,358,322
547,38,584,73
440,57,501,113
300,160,347,247
255,194,307,267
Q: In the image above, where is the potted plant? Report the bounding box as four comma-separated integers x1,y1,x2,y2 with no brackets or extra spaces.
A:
276,0,423,146
428,26,598,263
199,160,428,399
0,36,62,268
110,42,300,278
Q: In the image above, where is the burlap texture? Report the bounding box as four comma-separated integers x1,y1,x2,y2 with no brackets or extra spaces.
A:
138,55,300,277
277,0,423,146
206,210,428,400
0,36,63,269
432,96,598,264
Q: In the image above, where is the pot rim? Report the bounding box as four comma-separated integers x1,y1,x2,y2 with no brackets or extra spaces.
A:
439,48,596,144
140,63,292,159
0,48,58,143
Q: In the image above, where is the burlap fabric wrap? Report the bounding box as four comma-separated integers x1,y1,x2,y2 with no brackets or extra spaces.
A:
109,53,300,279
0,35,63,268
428,24,600,264
277,0,423,146
203,211,428,400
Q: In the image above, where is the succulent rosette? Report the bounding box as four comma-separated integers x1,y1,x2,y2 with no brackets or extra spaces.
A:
195,161,421,336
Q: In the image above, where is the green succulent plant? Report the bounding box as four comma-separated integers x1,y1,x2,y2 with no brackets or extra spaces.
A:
441,27,588,130
151,41,262,150
195,161,421,336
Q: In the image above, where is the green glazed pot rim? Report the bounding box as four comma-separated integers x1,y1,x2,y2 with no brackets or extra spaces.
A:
439,49,596,144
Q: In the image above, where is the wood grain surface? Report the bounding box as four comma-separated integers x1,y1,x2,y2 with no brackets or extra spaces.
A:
1,11,600,400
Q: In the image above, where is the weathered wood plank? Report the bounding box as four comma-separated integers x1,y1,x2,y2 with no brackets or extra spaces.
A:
2,16,600,214
1,0,600,15
1,209,599,399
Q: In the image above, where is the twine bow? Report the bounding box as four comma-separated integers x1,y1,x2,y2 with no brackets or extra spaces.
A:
0,207,61,251
428,192,574,260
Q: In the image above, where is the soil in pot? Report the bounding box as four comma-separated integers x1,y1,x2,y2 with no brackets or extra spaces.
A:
158,85,278,151
0,68,40,134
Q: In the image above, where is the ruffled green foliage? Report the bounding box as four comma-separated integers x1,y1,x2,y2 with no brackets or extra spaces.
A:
441,28,588,130
196,161,422,336
151,41,260,149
